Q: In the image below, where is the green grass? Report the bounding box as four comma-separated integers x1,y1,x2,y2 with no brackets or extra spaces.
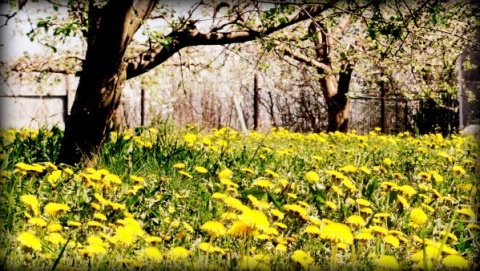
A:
0,125,478,270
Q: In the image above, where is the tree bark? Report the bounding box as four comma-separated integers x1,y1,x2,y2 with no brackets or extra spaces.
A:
309,18,353,132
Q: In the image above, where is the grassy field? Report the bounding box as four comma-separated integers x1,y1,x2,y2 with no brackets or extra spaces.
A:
0,125,478,270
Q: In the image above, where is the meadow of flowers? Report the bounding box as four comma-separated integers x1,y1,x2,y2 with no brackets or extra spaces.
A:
0,125,478,270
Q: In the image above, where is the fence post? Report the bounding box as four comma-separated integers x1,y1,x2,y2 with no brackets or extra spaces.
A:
380,74,387,133
141,88,145,126
253,74,259,130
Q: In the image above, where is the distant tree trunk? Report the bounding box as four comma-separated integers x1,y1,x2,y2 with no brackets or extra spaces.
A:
309,19,353,133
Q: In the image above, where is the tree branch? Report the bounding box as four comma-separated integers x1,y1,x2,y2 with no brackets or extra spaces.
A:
274,41,332,73
125,3,335,79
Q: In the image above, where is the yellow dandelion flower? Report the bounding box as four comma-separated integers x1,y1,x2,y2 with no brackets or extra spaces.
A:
396,195,410,209
194,166,208,173
304,225,322,236
273,222,288,230
28,217,47,227
369,225,389,236
360,207,373,214
223,196,245,210
47,222,62,232
167,246,190,261
227,220,258,238
383,158,393,166
67,220,81,227
264,169,279,178
287,193,297,199
94,213,107,221
220,212,238,221
346,215,366,227
410,208,428,225
145,236,163,243
342,178,358,192
198,242,215,252
452,165,466,175
47,170,62,187
20,194,39,216
253,179,273,189
239,256,271,271
276,243,287,253
211,192,227,200
241,167,255,174
240,208,269,230
392,172,403,179
356,198,371,207
284,204,308,219
431,171,444,183
384,235,400,248
201,221,226,237
79,244,106,257
325,201,337,211
270,209,284,220
331,185,344,195
112,226,137,247
442,255,470,269
173,163,186,169
375,255,400,270
456,208,476,219
144,246,163,262
218,168,234,179
320,222,353,244
466,223,480,230
291,250,314,269
304,171,320,183
220,178,238,188
17,232,42,251
355,232,374,241
418,171,431,181
297,201,309,209
380,181,397,191
411,245,440,262
44,202,70,216
308,216,324,227
44,232,67,245
359,166,371,174
395,185,417,197
87,236,108,247
178,170,193,178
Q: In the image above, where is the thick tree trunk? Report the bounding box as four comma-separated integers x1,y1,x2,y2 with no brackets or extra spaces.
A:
326,94,350,132
57,68,125,166
56,0,138,165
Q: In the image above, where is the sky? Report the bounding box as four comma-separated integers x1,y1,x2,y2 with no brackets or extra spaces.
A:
0,2,48,63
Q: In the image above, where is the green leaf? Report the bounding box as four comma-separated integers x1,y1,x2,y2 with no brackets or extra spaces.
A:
267,191,283,211
50,235,71,271
240,189,265,199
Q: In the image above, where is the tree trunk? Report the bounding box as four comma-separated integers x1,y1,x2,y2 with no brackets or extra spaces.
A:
56,0,139,165
326,93,350,132
321,74,350,133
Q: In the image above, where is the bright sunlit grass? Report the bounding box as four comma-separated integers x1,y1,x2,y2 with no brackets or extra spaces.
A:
0,125,478,270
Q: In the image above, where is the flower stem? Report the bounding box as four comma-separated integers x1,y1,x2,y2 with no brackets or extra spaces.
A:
331,242,337,270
